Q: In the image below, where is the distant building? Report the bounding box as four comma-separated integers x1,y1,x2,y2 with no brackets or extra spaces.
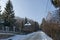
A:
23,21,32,33
24,21,31,27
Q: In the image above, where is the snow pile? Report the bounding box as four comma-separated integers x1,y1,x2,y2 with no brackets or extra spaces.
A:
2,31,52,40
24,31,52,40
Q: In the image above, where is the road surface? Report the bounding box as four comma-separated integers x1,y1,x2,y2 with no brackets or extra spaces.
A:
1,31,53,40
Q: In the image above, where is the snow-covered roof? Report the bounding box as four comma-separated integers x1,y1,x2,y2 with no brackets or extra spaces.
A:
24,22,31,26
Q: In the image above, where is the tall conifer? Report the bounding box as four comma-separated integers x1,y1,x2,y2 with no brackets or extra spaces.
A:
2,0,15,27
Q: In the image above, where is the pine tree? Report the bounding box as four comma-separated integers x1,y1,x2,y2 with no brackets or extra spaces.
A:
21,21,24,32
0,6,3,30
25,17,28,24
2,0,15,27
34,21,39,31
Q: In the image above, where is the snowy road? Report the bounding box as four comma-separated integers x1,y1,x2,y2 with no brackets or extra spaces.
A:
1,31,53,40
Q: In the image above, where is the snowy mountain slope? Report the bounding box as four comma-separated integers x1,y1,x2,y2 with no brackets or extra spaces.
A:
2,31,52,40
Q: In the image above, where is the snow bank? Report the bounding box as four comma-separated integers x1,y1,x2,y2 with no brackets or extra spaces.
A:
2,31,53,40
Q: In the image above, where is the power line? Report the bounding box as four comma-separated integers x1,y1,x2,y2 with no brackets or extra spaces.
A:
45,0,49,13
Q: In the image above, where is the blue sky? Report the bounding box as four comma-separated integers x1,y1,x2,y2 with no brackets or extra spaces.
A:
0,0,56,24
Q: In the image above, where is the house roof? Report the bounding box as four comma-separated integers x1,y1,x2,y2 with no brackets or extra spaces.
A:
24,22,31,26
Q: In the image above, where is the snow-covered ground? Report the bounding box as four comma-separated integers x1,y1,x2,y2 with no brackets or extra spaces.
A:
1,31,53,40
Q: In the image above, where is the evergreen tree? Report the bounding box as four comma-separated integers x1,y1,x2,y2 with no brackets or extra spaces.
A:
34,21,39,31
0,6,3,30
21,21,24,29
21,21,24,32
2,0,15,27
42,18,46,23
25,17,28,24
